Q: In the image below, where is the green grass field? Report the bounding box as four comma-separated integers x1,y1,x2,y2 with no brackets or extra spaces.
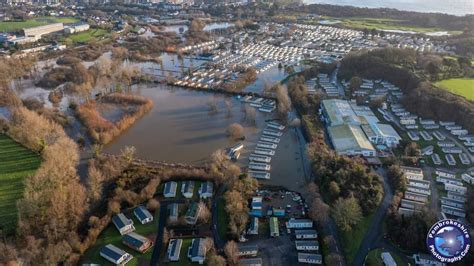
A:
339,214,374,264
435,78,474,101
0,17,79,32
323,16,461,34
365,248,407,266
0,134,41,234
68,29,109,43
81,209,160,266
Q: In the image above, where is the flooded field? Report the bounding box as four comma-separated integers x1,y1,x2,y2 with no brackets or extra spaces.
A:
103,85,310,190
103,85,270,163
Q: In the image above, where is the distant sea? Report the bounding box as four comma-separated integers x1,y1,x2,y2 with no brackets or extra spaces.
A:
303,0,474,16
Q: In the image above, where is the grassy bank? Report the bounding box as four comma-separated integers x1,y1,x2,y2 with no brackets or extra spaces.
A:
68,29,110,43
339,214,374,264
0,16,79,32
0,134,41,234
435,78,474,101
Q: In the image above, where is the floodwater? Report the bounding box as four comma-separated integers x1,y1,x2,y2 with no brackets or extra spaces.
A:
163,22,235,34
103,85,270,164
244,65,288,94
103,85,311,191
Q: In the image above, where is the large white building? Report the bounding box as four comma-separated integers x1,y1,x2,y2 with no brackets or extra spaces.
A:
321,99,400,156
22,23,64,38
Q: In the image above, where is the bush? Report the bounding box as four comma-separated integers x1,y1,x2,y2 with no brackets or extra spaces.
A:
226,123,244,141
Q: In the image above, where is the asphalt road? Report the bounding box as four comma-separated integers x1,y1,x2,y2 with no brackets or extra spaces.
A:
352,168,393,266
149,199,185,266
211,185,227,250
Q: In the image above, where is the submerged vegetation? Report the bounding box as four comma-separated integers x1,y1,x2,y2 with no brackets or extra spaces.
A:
76,93,154,144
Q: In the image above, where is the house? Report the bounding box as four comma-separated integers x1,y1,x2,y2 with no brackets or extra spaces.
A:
435,169,456,178
412,253,445,266
169,203,179,222
287,218,313,229
295,229,318,239
238,244,258,257
122,232,153,253
112,213,135,235
185,202,201,225
181,181,195,198
134,206,153,225
247,217,259,235
269,217,279,237
188,238,206,264
167,239,183,262
100,244,133,265
239,257,263,266
199,181,213,199
381,252,396,266
401,166,424,181
298,253,322,264
164,181,178,198
295,240,319,251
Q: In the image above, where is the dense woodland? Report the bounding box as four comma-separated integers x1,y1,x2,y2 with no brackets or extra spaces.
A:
339,48,474,132
286,73,383,234
300,4,474,31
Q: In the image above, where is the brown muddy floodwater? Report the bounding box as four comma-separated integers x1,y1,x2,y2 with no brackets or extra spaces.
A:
103,85,311,191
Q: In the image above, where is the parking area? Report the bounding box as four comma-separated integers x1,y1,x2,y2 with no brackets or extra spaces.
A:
256,189,308,219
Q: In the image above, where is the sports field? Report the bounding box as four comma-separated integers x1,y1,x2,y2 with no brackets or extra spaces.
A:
0,134,41,234
0,17,79,32
435,78,474,101
68,29,109,43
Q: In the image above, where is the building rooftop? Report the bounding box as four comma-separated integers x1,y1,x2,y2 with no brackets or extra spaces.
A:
134,206,152,222
328,124,375,153
100,244,128,261
189,238,206,258
112,213,132,229
122,232,149,250
322,99,360,126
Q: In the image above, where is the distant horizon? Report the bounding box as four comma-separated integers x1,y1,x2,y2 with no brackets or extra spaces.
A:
303,0,474,16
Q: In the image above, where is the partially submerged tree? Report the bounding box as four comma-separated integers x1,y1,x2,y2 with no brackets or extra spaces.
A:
226,123,244,141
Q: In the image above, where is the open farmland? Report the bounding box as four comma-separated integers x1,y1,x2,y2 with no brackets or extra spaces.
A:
435,78,474,101
0,134,41,234
0,16,78,32
323,17,462,34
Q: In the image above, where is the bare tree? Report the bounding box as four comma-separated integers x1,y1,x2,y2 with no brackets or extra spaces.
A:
147,198,160,211
197,201,211,224
121,146,136,164
275,85,291,121
226,123,244,141
309,198,330,225
224,240,239,266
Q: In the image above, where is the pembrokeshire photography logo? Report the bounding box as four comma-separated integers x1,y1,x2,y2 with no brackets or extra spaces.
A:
426,219,471,263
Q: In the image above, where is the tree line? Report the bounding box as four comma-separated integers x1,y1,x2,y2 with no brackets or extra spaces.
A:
339,48,474,132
